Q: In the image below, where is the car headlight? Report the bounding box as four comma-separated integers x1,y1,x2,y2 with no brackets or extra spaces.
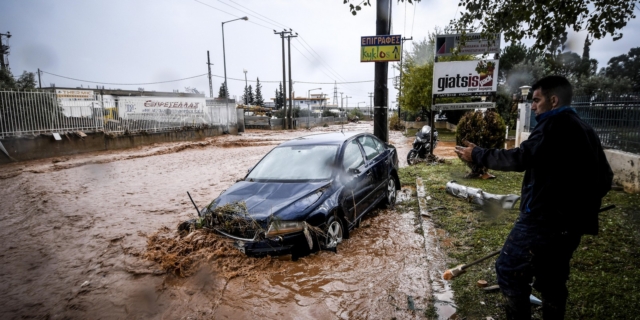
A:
265,221,305,237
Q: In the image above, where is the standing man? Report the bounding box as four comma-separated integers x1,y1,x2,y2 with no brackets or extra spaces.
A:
455,76,613,319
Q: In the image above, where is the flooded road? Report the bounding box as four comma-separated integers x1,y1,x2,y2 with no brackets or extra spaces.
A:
0,122,453,319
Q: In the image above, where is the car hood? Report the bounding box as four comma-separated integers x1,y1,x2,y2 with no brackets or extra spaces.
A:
214,180,331,221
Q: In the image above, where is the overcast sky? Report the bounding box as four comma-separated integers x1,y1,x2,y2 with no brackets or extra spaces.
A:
2,0,639,108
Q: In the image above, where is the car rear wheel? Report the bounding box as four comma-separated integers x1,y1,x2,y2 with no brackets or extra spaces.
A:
324,215,344,249
383,177,397,209
407,150,418,165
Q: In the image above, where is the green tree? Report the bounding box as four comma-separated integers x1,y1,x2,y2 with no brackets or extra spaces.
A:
604,47,640,92
246,85,254,105
498,42,528,81
454,0,637,51
217,81,228,99
254,78,264,107
275,82,285,109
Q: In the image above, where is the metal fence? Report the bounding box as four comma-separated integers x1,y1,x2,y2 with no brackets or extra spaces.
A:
572,95,640,154
0,90,238,138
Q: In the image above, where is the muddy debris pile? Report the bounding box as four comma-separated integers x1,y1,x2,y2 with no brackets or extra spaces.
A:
200,201,265,236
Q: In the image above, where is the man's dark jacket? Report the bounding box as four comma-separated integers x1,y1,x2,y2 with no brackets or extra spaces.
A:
472,107,613,235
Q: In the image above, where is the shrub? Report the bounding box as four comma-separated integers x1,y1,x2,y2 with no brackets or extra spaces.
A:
456,109,506,178
389,112,405,131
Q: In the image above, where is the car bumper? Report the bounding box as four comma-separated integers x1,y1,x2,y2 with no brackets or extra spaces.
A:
226,231,308,257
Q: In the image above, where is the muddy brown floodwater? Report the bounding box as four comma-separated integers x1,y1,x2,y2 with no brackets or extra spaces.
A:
0,122,456,319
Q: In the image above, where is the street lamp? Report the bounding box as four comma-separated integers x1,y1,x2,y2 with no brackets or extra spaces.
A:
519,85,532,102
243,69,248,105
222,16,248,133
516,85,533,146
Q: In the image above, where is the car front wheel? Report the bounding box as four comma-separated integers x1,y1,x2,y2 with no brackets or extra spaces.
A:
383,177,397,209
324,215,344,249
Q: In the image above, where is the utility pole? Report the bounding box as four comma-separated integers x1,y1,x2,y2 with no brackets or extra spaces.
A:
286,31,298,129
398,36,412,121
374,0,391,142
340,92,344,111
207,51,214,98
333,81,338,106
243,69,248,104
37,68,42,89
0,31,11,72
368,92,373,119
274,30,291,128
345,96,352,111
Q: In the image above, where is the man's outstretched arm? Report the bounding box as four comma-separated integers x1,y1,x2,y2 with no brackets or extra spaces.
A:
455,130,544,172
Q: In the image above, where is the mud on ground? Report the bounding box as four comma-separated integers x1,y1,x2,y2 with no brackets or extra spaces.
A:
0,122,450,319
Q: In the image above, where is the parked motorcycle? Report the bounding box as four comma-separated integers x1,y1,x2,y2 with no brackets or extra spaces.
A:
407,125,438,165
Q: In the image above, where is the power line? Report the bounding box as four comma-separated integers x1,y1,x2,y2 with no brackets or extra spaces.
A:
213,0,281,30
41,70,391,86
411,0,417,37
194,0,356,89
41,71,208,85
193,0,273,30
227,0,290,30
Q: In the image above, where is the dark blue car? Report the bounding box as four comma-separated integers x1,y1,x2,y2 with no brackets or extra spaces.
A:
184,132,400,259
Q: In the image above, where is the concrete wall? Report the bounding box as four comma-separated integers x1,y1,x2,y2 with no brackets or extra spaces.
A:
0,124,234,164
401,120,430,129
435,121,457,131
604,149,640,193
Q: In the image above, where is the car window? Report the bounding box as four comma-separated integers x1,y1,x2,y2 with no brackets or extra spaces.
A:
371,136,385,154
357,136,380,160
247,145,338,181
342,140,365,170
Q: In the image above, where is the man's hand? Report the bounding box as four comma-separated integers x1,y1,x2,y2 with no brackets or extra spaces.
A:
455,140,476,163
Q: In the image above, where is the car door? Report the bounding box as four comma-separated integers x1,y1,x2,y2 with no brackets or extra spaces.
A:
341,139,373,225
357,135,385,202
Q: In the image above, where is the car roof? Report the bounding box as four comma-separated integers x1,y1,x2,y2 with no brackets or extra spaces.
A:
278,131,364,146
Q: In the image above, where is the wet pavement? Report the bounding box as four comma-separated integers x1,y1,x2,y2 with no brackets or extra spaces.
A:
0,122,456,319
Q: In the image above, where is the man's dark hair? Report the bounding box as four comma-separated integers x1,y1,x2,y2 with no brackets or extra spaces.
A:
531,76,573,107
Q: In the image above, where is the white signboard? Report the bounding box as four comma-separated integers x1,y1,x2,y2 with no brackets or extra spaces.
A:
56,89,95,100
432,60,499,97
117,96,206,115
436,33,501,57
434,102,495,111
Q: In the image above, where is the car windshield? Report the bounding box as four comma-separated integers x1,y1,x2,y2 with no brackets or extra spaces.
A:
246,144,339,181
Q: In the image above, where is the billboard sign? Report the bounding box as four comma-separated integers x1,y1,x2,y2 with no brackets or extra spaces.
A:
434,102,495,111
432,60,499,97
436,33,501,57
361,35,402,62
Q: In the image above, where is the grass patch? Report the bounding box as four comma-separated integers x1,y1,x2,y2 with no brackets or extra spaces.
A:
398,159,640,319
405,127,419,137
437,128,457,142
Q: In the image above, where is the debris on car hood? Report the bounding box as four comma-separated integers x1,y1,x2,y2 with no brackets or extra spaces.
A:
445,180,520,210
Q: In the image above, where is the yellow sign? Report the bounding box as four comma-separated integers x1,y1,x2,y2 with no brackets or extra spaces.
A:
360,35,402,62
